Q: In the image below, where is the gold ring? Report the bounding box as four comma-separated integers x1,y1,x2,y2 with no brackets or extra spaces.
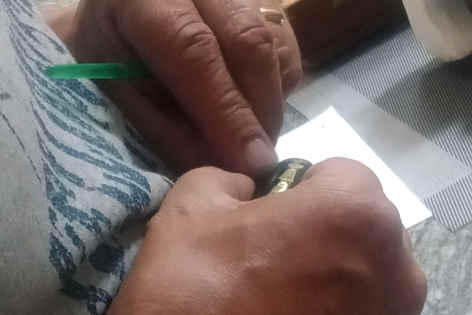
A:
260,8,285,25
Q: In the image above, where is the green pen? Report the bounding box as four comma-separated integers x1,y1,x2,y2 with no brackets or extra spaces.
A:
46,62,152,80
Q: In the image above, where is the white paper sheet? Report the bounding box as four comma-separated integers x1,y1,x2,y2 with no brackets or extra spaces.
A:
276,107,431,228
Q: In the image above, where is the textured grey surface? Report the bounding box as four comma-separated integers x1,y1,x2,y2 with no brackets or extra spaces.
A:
36,0,76,5
426,175,472,232
410,220,472,315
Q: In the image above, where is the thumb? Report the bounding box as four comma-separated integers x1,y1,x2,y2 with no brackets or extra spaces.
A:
158,167,256,218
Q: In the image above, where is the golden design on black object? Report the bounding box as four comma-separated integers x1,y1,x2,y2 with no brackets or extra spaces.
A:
256,158,312,197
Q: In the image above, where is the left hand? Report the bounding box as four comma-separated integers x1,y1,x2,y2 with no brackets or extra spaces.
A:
108,161,427,315
51,0,302,177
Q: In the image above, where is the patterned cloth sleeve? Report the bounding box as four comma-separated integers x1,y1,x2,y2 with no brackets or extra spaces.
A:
0,1,173,314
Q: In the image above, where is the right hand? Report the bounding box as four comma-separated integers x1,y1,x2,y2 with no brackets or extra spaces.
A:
63,0,303,177
109,158,427,315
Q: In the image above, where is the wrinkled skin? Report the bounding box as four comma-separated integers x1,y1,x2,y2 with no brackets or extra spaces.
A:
109,159,427,315
42,3,427,314
48,0,302,177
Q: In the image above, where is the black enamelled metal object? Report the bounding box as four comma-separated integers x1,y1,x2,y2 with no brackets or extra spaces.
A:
257,158,312,197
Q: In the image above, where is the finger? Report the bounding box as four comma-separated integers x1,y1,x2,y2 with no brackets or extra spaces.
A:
259,0,303,96
194,0,284,142
102,80,210,173
250,158,386,219
160,167,256,217
300,158,384,195
249,158,401,235
177,167,256,201
292,157,403,239
114,0,278,177
244,158,406,283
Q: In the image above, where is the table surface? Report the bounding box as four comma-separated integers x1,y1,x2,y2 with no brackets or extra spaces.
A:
411,219,472,315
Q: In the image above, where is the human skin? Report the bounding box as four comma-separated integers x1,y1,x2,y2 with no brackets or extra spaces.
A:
109,159,427,315
43,0,302,177
40,3,427,314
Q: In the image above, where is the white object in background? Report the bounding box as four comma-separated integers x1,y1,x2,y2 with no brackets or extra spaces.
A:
403,0,472,61
276,107,432,228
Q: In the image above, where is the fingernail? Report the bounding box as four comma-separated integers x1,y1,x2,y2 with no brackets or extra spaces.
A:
244,138,278,178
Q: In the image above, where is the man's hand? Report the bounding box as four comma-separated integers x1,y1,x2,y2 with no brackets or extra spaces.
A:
59,0,302,176
109,159,427,315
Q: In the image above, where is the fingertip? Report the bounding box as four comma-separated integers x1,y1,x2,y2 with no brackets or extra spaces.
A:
230,172,257,202
209,167,257,201
243,138,279,179
178,167,256,202
299,158,383,194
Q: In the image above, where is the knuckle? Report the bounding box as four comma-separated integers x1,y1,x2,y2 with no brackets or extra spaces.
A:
211,88,261,140
320,158,373,175
361,199,403,248
316,158,403,246
316,188,403,249
172,17,219,65
310,158,383,194
183,166,252,191
217,89,250,117
182,166,222,180
285,65,303,81
229,19,276,63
